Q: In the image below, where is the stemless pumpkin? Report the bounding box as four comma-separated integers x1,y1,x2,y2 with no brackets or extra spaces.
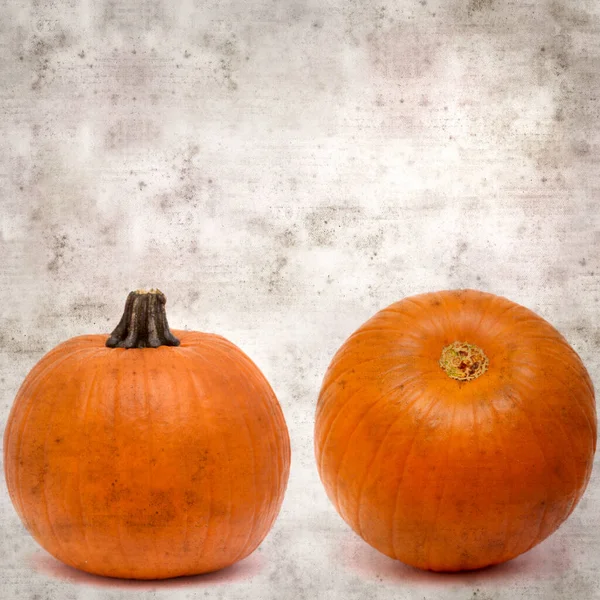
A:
315,289,596,572
4,289,290,579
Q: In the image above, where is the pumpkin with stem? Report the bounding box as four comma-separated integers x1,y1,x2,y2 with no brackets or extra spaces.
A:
315,289,596,572
4,289,290,579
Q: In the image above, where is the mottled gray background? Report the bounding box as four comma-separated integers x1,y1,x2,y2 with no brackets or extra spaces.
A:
1,0,599,598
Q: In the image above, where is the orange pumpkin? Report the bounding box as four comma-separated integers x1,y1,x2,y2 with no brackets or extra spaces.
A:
315,289,596,572
4,289,290,579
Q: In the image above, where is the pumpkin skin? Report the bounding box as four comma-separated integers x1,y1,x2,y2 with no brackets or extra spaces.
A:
4,328,290,579
315,289,596,572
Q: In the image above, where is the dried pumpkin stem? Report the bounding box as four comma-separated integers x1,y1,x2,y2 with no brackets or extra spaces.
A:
439,341,488,381
106,289,180,349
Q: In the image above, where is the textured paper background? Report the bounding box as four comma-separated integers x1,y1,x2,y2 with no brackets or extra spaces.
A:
1,0,599,598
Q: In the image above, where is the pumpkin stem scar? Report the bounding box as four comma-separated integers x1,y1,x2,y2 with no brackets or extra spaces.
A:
439,341,488,381
106,289,180,349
